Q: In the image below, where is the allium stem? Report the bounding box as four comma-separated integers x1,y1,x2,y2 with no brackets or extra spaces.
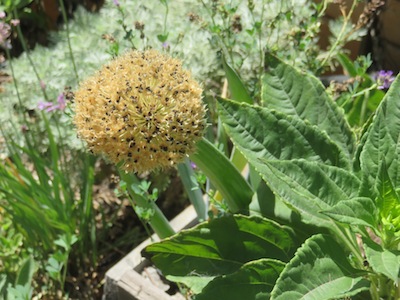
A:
58,0,79,82
118,169,175,239
12,8,49,101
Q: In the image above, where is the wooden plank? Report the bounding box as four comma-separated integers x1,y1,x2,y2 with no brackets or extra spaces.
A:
103,205,199,299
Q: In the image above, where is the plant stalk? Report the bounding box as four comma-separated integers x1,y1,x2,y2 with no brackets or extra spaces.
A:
118,169,175,239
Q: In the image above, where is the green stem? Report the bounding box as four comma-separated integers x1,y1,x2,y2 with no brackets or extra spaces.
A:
118,169,175,239
319,0,358,69
332,222,364,267
13,8,49,101
58,0,79,82
162,0,169,37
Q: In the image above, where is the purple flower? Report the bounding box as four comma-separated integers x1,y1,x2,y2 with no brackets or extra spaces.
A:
56,93,66,110
10,19,20,27
37,101,54,111
40,80,46,91
37,93,66,112
375,70,395,90
0,21,11,48
113,0,120,6
190,161,197,169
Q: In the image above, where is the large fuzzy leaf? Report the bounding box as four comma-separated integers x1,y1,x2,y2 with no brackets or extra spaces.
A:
217,98,350,169
322,197,377,228
360,75,400,195
271,234,369,300
255,159,360,227
143,215,294,277
363,239,400,284
375,160,400,219
195,259,285,300
262,54,355,163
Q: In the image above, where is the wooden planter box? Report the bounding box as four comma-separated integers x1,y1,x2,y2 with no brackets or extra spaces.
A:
103,205,199,300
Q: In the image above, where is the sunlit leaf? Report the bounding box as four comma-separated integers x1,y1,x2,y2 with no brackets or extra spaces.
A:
271,234,369,300
144,215,295,277
262,54,355,163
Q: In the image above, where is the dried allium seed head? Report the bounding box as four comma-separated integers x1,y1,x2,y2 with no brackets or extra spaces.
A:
74,49,206,174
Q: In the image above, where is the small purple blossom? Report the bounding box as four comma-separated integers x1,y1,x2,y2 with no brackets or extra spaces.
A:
0,21,11,49
40,80,46,91
56,93,66,110
21,124,29,133
37,93,66,112
113,0,120,6
0,12,5,19
10,19,20,27
190,161,197,169
162,42,169,49
375,70,395,90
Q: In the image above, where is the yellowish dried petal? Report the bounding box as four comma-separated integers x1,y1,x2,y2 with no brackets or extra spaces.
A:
74,49,206,173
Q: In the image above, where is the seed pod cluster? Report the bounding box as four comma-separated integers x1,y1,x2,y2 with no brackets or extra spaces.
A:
74,49,206,173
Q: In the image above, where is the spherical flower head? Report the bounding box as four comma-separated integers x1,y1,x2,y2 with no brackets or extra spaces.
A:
74,49,206,174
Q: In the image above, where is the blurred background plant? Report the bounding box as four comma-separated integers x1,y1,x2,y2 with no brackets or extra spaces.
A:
0,0,396,298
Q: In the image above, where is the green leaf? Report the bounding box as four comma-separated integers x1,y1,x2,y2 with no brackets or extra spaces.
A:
375,160,400,218
196,259,285,300
322,197,377,228
190,138,254,213
218,98,350,169
271,234,369,300
177,158,207,221
337,53,358,77
143,215,295,277
221,55,253,104
255,159,360,227
262,54,355,162
166,275,214,294
363,239,400,283
15,256,36,287
157,33,169,42
360,75,400,195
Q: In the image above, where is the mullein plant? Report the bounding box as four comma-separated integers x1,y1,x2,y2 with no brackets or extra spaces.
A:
141,54,400,300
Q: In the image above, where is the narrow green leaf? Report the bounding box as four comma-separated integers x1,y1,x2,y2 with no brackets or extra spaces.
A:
144,215,295,277
218,98,350,169
322,197,377,228
363,239,400,283
271,234,369,300
15,256,36,287
337,53,358,77
190,138,254,213
177,158,207,221
196,259,285,300
221,55,253,104
262,54,355,162
255,159,360,227
360,74,400,194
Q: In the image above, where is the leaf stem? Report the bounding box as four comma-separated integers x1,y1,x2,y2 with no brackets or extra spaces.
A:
332,222,364,267
319,0,358,69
